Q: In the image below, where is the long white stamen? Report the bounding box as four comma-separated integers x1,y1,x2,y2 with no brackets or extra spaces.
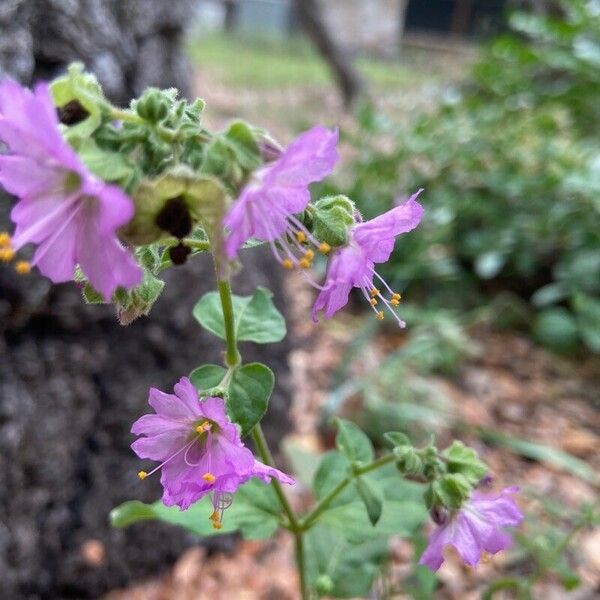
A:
142,437,197,478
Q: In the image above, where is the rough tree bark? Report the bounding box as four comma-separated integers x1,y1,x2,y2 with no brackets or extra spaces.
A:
294,0,365,108
0,1,293,598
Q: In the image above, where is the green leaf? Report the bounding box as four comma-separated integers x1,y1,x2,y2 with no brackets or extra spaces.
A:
334,418,374,463
442,441,488,485
475,251,506,279
110,496,236,536
189,364,227,392
384,431,411,448
318,499,427,543
305,525,389,598
313,451,353,503
228,363,274,436
116,270,165,326
573,293,600,352
82,282,106,305
111,480,280,540
354,477,383,526
193,287,286,344
78,139,134,183
533,307,579,352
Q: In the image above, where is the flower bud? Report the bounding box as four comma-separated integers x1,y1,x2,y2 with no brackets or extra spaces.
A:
311,194,355,247
428,474,472,510
315,574,334,594
257,133,283,163
135,88,170,123
394,445,423,476
429,504,449,526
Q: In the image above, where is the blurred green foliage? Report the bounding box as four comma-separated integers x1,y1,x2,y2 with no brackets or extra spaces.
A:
335,0,600,352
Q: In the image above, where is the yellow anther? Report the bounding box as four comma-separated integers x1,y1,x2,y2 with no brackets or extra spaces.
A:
0,247,15,262
202,472,216,484
369,298,378,306
195,420,211,434
390,298,400,306
281,258,294,269
0,232,11,247
209,510,223,529
299,258,311,269
391,292,401,301
137,471,148,480
370,288,379,297
303,249,314,260
318,242,331,254
15,261,31,275
295,231,306,243
376,311,384,321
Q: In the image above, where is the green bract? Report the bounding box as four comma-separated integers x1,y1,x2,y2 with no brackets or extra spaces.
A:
311,194,355,247
120,169,227,245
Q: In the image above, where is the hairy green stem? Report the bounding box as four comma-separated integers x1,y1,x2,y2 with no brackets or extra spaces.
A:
214,268,307,599
217,279,240,367
301,454,395,530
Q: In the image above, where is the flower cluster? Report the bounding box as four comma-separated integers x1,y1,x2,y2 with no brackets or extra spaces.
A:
223,126,424,327
0,75,524,583
132,377,294,525
420,486,523,571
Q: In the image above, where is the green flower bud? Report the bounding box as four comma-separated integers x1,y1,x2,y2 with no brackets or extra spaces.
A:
135,88,170,123
311,194,355,247
428,473,472,510
441,441,488,486
394,445,423,476
315,574,334,594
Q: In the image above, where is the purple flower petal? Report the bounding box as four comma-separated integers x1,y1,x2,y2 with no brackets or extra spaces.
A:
353,191,424,263
131,383,295,515
223,125,339,259
0,79,141,299
419,486,523,571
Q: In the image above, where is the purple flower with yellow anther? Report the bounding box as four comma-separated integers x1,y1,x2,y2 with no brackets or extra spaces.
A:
419,486,523,571
131,377,294,526
223,125,339,270
0,80,141,299
311,190,424,326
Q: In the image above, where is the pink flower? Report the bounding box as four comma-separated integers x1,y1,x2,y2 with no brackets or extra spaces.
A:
312,191,424,326
223,126,339,267
0,80,141,299
419,486,523,571
131,377,294,525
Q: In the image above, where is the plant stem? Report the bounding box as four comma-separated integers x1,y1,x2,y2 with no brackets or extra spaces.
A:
110,108,145,124
251,425,300,530
301,454,395,530
214,269,307,599
217,278,240,367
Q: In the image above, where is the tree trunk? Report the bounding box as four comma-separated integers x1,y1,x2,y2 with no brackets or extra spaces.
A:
0,1,293,598
295,0,364,108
